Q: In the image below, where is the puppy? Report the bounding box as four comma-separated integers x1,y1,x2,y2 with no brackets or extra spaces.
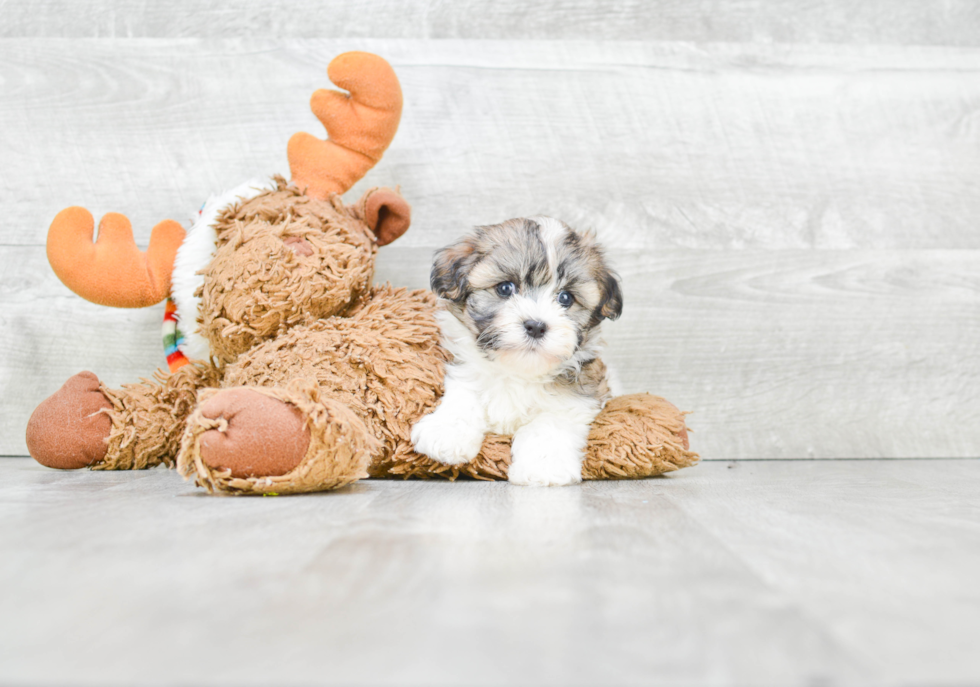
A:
411,217,623,486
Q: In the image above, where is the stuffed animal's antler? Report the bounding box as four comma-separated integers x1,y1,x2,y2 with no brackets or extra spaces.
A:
47,207,185,308
288,52,403,200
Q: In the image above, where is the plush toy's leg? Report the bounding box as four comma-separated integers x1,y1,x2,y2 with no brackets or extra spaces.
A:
178,381,378,495
26,372,113,469
26,364,218,471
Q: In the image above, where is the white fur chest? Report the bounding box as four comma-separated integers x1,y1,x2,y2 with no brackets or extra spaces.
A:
437,310,600,435
475,369,569,435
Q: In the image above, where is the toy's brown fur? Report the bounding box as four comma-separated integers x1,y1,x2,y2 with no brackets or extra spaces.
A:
25,53,698,494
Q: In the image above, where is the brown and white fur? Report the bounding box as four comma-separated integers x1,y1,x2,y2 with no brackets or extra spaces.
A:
411,216,623,486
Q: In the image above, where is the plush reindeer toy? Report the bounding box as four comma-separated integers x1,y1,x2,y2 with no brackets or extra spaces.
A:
26,52,697,495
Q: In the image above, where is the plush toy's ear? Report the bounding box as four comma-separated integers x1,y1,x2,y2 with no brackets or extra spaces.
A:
359,188,411,246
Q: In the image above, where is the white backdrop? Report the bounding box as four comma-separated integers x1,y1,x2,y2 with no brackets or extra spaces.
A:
2,2,979,458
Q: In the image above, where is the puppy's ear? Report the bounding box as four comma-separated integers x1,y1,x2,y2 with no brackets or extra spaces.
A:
597,271,623,321
431,234,480,303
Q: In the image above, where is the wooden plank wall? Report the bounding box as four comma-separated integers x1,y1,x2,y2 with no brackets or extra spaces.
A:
2,3,979,458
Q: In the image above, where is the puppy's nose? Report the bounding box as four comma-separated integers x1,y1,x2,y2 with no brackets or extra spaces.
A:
523,320,548,339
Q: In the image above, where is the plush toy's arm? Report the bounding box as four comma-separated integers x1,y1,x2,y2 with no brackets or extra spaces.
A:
580,394,696,479
47,207,185,307
382,393,697,482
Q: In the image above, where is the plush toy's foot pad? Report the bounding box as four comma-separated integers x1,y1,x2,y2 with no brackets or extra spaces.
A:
196,388,311,479
178,382,377,495
26,371,112,470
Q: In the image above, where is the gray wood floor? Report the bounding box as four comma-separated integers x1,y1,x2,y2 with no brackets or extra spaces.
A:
1,458,978,686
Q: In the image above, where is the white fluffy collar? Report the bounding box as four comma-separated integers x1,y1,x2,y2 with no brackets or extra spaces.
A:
170,179,274,361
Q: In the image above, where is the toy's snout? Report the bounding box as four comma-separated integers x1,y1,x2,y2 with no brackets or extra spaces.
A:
283,236,314,256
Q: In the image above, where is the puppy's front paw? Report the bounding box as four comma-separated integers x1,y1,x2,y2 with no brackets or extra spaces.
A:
411,410,485,465
508,429,584,487
508,454,583,487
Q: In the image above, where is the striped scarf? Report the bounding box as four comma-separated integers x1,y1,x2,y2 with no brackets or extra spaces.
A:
162,298,191,372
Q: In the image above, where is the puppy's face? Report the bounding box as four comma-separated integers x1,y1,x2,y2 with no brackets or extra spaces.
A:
431,217,622,377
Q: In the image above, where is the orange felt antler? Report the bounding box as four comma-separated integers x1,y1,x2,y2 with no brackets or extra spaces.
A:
288,52,403,200
47,207,185,308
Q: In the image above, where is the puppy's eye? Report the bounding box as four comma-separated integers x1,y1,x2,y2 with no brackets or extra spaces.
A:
557,290,574,308
495,281,516,298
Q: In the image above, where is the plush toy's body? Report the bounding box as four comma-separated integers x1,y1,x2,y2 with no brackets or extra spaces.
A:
26,53,697,494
